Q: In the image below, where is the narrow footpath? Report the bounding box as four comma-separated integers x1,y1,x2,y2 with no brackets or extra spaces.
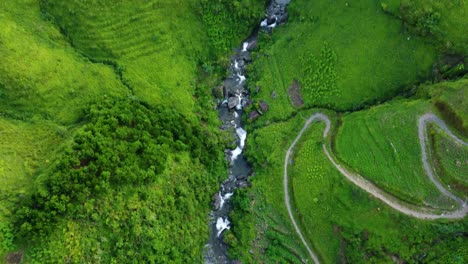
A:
284,113,467,263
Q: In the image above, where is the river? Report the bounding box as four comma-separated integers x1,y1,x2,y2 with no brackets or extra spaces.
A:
203,1,291,263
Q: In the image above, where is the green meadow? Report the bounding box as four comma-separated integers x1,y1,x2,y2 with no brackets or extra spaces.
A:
334,99,451,207
247,0,436,122
431,129,468,199
240,110,467,263
40,0,263,116
381,0,468,54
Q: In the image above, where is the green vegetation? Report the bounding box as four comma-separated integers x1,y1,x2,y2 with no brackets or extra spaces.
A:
380,0,468,54
334,99,451,207
290,118,467,263
0,0,128,124
240,112,319,263
1,0,265,261
247,0,436,121
431,129,468,198
200,0,264,57
1,0,467,262
40,0,210,116
11,98,224,262
231,0,468,262
422,78,468,135
40,0,264,116
240,110,468,263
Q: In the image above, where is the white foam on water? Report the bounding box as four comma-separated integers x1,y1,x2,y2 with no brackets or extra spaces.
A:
216,217,231,237
231,146,242,160
260,19,268,27
219,192,234,209
242,42,249,52
233,111,239,118
224,192,233,200
234,60,239,69
237,74,246,84
268,22,277,28
219,193,225,209
236,127,247,149
236,94,243,110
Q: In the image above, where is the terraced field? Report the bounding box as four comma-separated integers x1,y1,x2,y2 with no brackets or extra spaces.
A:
41,0,211,115
432,130,468,198
243,104,467,263
248,0,437,122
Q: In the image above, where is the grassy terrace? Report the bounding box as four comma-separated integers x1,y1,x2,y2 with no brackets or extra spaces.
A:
334,99,448,207
242,101,467,263
247,0,436,122
229,0,468,262
431,129,468,199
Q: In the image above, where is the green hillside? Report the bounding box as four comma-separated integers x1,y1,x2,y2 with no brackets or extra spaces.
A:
248,0,436,122
0,0,263,262
381,0,468,55
1,0,467,263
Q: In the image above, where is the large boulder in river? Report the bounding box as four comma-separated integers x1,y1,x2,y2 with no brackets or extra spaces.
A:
213,193,221,210
237,52,251,63
228,96,239,109
224,78,243,96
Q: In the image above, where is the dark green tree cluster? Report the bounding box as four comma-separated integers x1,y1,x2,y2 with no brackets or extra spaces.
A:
399,1,441,38
198,0,264,57
224,189,256,262
14,98,221,237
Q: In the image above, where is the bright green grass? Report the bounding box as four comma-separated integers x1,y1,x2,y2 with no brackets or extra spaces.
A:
288,118,467,263
40,0,264,117
431,129,468,199
423,77,468,134
249,0,436,121
0,119,68,219
40,0,211,116
242,111,322,263
0,118,68,257
246,111,467,263
381,0,468,54
334,99,457,207
0,0,129,124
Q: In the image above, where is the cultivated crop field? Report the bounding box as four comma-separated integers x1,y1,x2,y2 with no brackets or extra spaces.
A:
40,0,264,117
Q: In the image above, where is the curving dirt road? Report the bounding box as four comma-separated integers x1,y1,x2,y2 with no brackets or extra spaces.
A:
284,113,467,264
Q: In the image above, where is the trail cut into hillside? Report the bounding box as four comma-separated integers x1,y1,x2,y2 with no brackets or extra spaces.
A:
284,112,468,263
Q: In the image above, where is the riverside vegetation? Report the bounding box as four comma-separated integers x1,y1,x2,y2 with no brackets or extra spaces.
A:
0,0,265,262
226,0,467,263
1,0,467,263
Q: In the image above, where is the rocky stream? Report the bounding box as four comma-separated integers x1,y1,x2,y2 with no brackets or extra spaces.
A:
203,1,291,263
